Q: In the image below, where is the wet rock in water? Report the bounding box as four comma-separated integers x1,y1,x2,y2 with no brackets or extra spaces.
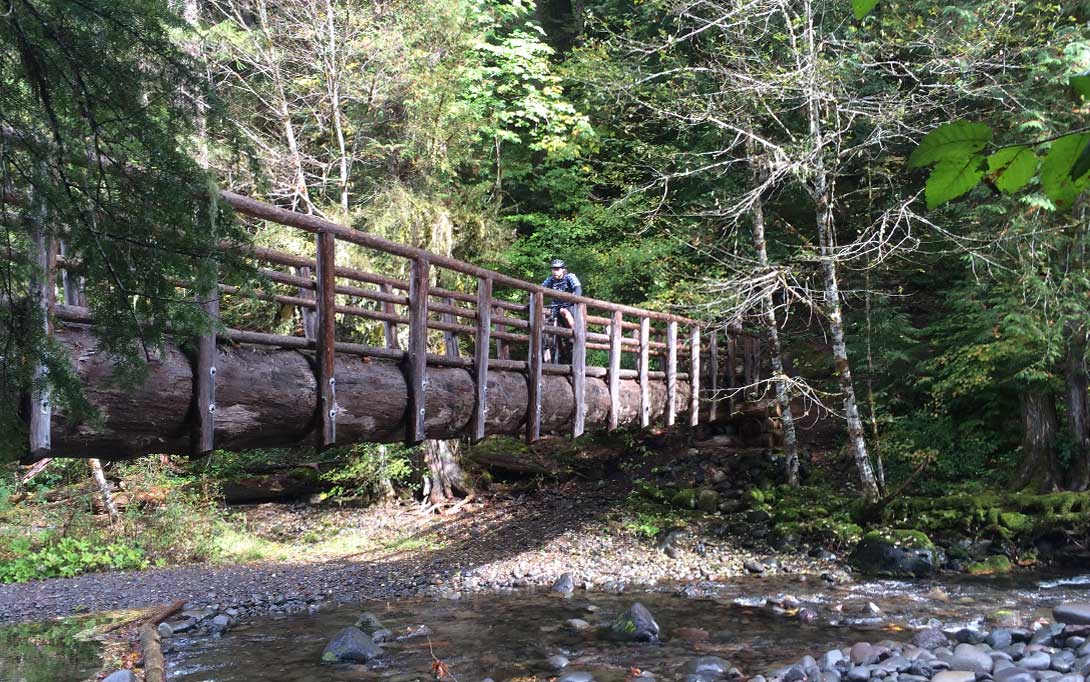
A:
568,618,592,631
610,603,661,642
1056,605,1090,626
558,671,595,682
355,612,385,634
157,622,174,639
744,560,766,574
862,602,882,617
689,656,733,677
552,573,576,596
914,628,951,651
321,627,382,663
167,617,197,634
102,671,137,682
372,628,393,643
547,655,570,670
848,530,937,578
798,608,819,624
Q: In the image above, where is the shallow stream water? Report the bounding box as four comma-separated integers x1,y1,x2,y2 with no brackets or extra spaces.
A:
4,571,1090,682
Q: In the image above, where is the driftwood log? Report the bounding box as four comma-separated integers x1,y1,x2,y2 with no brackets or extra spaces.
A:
45,324,692,460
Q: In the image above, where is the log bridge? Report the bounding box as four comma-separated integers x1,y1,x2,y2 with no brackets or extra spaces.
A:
23,192,768,461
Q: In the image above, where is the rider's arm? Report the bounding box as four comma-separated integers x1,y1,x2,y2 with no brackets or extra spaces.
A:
567,273,582,297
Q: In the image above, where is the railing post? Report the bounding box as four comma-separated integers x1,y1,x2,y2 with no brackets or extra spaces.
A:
294,265,317,339
690,325,701,427
472,277,492,442
639,317,650,428
442,295,459,358
407,256,430,444
28,181,52,460
494,305,509,360
708,329,719,422
193,280,219,456
315,231,338,448
608,309,623,431
526,291,543,442
666,320,678,427
572,302,587,438
381,283,398,349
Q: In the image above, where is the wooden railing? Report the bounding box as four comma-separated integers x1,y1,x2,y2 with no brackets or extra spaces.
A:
35,191,766,455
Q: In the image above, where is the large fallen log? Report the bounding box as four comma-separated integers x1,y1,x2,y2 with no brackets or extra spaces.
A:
43,324,692,460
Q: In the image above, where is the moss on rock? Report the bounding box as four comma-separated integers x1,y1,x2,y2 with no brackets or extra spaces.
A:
967,555,1012,575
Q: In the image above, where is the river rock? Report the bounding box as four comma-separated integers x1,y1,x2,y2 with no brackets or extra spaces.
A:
995,668,1035,682
933,671,977,682
610,603,660,642
1052,652,1076,673
552,573,575,596
848,530,937,578
1057,606,1090,627
989,630,1015,649
157,622,173,639
547,655,570,670
568,618,592,631
1022,652,1052,671
690,656,733,677
210,614,231,635
321,627,382,663
821,649,845,671
915,629,951,650
102,672,137,682
845,666,870,682
558,672,595,682
953,644,995,673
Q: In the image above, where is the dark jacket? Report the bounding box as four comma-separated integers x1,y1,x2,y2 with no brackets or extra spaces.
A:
541,272,582,308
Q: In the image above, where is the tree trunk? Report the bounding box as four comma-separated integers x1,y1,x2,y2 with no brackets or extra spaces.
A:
1017,387,1061,492
1065,327,1090,490
803,0,879,502
749,155,800,485
422,439,471,504
88,458,119,521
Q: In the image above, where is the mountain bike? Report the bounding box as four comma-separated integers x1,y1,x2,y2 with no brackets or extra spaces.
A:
543,303,573,365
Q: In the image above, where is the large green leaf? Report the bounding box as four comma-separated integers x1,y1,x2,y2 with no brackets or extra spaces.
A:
926,156,985,208
1041,132,1090,208
1071,138,1090,182
852,0,879,19
986,146,1036,194
909,121,993,169
1071,71,1090,102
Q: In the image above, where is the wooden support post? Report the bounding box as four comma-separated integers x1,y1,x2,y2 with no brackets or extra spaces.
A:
571,302,587,438
639,317,650,428
406,256,430,444
193,282,219,456
526,291,543,442
708,329,719,422
472,278,492,442
608,309,623,431
666,320,678,427
442,295,459,358
315,231,338,448
28,185,52,460
690,325,701,427
381,283,398,349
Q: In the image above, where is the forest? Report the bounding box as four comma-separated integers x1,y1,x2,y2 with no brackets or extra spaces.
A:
0,0,1085,605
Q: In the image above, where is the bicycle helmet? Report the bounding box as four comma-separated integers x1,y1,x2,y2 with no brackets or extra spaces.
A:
550,258,566,268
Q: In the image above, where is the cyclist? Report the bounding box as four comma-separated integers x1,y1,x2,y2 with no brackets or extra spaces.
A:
541,258,582,330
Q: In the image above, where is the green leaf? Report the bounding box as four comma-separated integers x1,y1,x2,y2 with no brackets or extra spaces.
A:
986,146,1036,194
1041,132,1090,208
909,121,993,169
926,156,985,209
1071,138,1090,182
852,0,879,19
1071,71,1090,102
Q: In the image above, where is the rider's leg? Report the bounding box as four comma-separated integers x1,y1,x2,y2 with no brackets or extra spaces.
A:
560,307,575,329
